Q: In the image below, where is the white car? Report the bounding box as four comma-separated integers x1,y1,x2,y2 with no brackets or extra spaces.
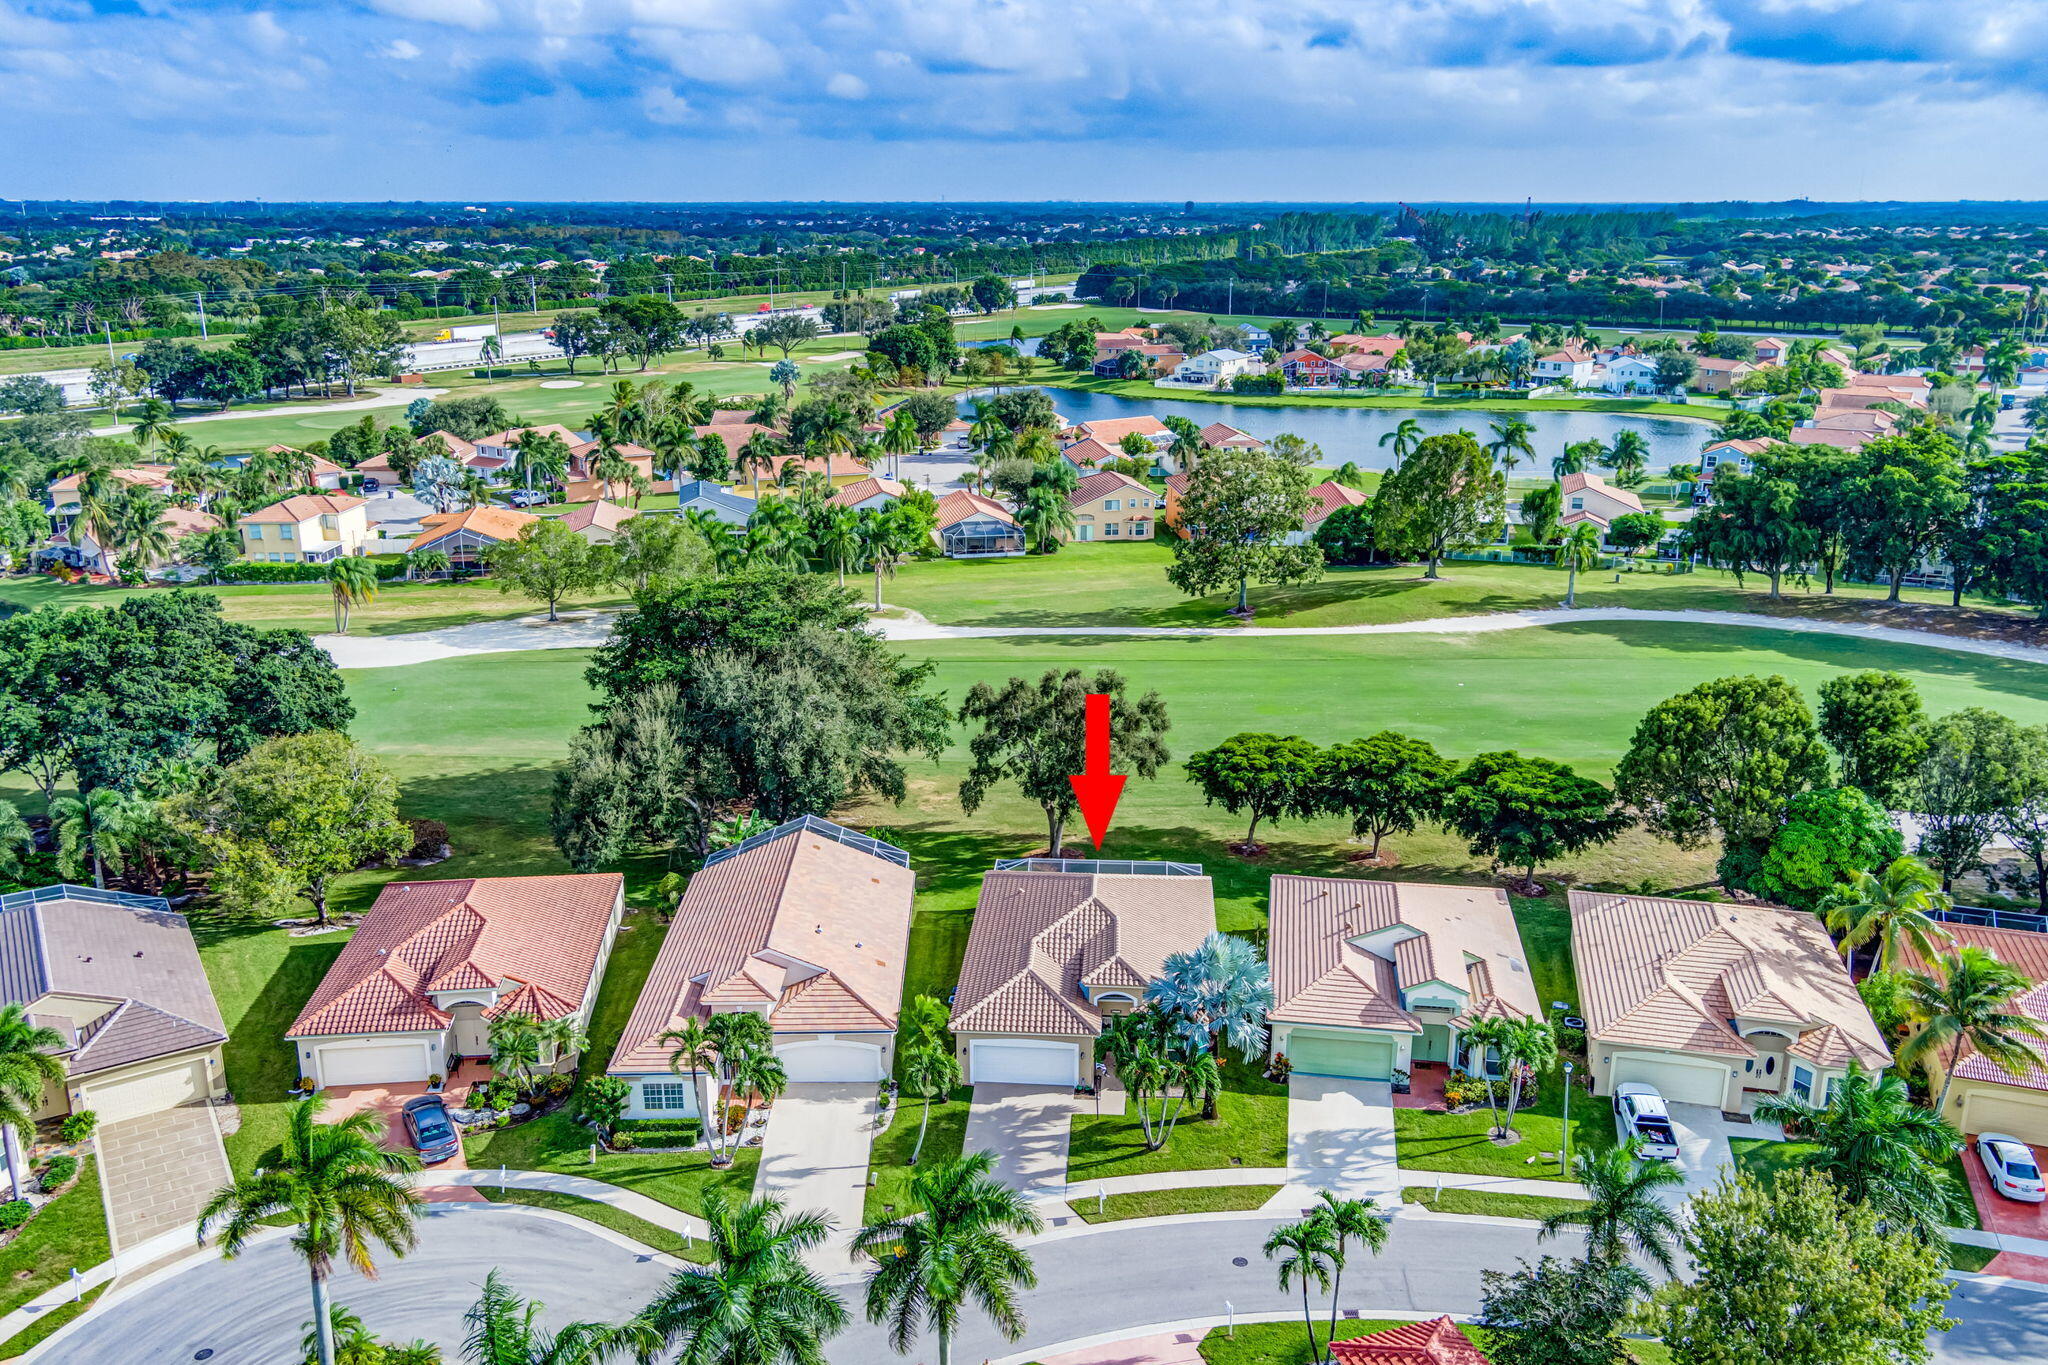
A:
1977,1133,2046,1203
1613,1082,1681,1162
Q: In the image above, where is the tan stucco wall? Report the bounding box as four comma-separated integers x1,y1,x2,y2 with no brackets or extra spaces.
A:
1944,1077,2048,1143
41,1042,227,1119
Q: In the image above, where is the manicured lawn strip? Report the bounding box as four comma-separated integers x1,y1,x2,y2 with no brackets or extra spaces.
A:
0,1285,105,1360
1073,1184,1282,1223
1949,1240,1998,1273
1198,1320,1503,1365
1393,1074,1613,1182
0,1159,110,1320
464,1113,759,1219
1401,1184,1591,1221
1727,1136,1982,1231
865,1086,971,1223
1067,1061,1288,1181
477,1186,709,1262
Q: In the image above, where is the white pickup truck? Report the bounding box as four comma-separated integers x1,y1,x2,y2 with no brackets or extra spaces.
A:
1613,1082,1682,1162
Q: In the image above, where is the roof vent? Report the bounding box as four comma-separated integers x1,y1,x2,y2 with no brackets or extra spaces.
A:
133,950,144,958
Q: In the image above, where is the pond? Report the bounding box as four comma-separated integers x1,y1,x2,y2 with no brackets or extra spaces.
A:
962,385,1717,475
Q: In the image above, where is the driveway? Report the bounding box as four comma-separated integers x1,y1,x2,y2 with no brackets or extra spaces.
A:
753,1083,879,1274
94,1104,232,1258
965,1084,1100,1207
320,1063,487,1181
1963,1136,2048,1241
1663,1102,1783,1202
1282,1076,1396,1201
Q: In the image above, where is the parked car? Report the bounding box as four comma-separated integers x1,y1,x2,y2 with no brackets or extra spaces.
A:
401,1095,461,1164
1613,1082,1681,1162
1977,1132,2046,1203
502,489,548,508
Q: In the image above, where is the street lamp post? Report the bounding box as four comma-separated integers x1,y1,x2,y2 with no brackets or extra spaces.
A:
1561,1060,1574,1176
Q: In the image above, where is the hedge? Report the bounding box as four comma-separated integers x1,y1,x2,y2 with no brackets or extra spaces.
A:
214,559,410,585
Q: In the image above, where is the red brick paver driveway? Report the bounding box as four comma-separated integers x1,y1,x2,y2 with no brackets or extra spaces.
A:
1963,1135,2048,1239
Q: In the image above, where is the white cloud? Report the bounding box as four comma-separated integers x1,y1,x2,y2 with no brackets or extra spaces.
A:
825,72,867,99
380,37,422,59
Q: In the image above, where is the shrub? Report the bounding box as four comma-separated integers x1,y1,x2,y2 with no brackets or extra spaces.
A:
1557,1025,1587,1056
620,1118,703,1145
57,1112,97,1143
38,1155,77,1190
610,1131,638,1151
1265,1051,1293,1083
216,558,407,585
404,818,450,860
0,1200,30,1232
1444,1073,1509,1110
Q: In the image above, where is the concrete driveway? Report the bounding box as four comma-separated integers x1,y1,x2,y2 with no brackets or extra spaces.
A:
94,1105,232,1258
752,1083,878,1274
1281,1075,1397,1202
965,1083,1102,1208
1663,1102,1782,1201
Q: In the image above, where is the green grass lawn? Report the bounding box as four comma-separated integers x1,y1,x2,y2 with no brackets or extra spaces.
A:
1949,1240,1998,1273
1726,1136,1984,1232
1394,1073,1613,1181
865,1087,971,1224
1073,1184,1282,1223
1401,1184,1592,1221
478,1186,709,1262
0,1157,110,1355
465,1113,759,1219
1199,1319,1503,1365
0,1285,105,1361
1067,1061,1289,1181
1025,371,1718,423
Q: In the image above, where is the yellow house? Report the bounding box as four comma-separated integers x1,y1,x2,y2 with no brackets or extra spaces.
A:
1064,469,1162,543
1909,921,2048,1142
239,493,370,564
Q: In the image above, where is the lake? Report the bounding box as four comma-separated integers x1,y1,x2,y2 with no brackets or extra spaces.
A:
962,385,1717,475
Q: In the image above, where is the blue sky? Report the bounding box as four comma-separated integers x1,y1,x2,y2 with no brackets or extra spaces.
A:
5,0,2046,201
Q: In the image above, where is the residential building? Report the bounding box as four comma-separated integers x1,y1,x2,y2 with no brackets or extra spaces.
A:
672,480,756,526
1199,422,1264,453
1066,469,1161,542
1601,355,1664,394
1281,350,1348,387
1569,890,1889,1110
1905,921,2048,1141
47,465,176,524
1163,472,1192,537
471,424,579,465
1266,877,1539,1080
356,452,401,491
1558,471,1646,530
1751,336,1794,366
934,489,1026,557
1165,349,1264,389
557,499,636,544
1689,356,1757,394
1283,480,1369,546
1324,333,1405,358
406,505,539,574
609,817,915,1116
269,446,351,491
73,506,219,580
563,439,658,503
1090,344,1186,379
828,475,906,512
1061,437,1124,472
0,885,228,1127
239,493,370,564
1066,416,1171,449
1696,439,1769,504
287,875,624,1089
950,860,1216,1086
1326,1318,1491,1365
1533,346,1597,387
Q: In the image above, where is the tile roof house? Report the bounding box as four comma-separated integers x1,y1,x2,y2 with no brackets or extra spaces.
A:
609,817,915,1117
1690,356,1758,394
1327,1318,1492,1365
1060,436,1124,472
1558,471,1646,530
1284,480,1370,545
71,506,220,581
1569,890,1890,1112
950,862,1215,1086
935,489,1025,558
1904,921,2048,1143
287,874,624,1089
48,465,177,520
239,494,371,565
406,505,540,574
1200,422,1265,451
672,479,756,526
1267,877,1539,1082
827,475,906,512
1065,469,1160,542
1065,416,1171,448
557,499,637,544
0,885,228,1128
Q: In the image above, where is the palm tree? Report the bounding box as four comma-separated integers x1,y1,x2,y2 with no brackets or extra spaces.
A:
898,1030,960,1166
328,557,380,634
460,1269,635,1365
510,430,570,502
1607,429,1650,486
0,1006,66,1204
1263,1215,1337,1364
1899,946,2048,1112
1311,1193,1386,1343
1753,1064,1964,1238
1823,857,1953,975
1377,417,1424,466
628,1190,846,1365
0,803,31,881
1553,520,1601,608
1484,418,1535,474
50,786,142,889
1145,931,1273,1118
1495,1015,1558,1140
739,431,784,497
109,490,173,582
812,503,862,586
880,411,919,480
854,1151,1041,1365
1553,439,1601,481
658,1018,717,1157
198,1095,423,1365
1016,485,1075,554
1537,1141,1683,1273
1457,1016,1509,1139
130,397,174,446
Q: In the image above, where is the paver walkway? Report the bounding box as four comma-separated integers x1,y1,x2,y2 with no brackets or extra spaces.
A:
752,1083,880,1275
94,1106,231,1255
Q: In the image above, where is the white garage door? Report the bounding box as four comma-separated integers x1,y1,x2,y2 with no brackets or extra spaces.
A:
80,1057,210,1124
1962,1091,2048,1145
1610,1053,1728,1108
317,1040,432,1088
776,1040,884,1083
969,1040,1079,1087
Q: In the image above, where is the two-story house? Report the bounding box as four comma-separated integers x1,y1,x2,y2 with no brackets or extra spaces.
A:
239,494,371,564
1065,469,1161,542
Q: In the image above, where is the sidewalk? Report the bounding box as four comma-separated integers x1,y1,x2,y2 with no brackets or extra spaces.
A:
1048,1164,1593,1206
436,1167,710,1239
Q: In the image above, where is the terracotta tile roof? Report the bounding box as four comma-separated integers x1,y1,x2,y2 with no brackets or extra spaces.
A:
1337,351,1392,372
1061,437,1122,468
1068,469,1153,510
1199,422,1262,448
1164,473,1190,498
1785,427,1874,450
609,819,914,1071
408,505,540,552
1326,333,1405,356
935,489,1016,529
417,430,479,460
1327,1317,1492,1365
49,465,175,497
160,507,220,537
1539,346,1594,364
288,875,620,1038
1904,922,2048,1092
1703,439,1771,458
1269,878,1540,1032
476,424,581,449
1557,471,1645,514
1692,356,1755,373
950,869,1216,1036
557,500,637,535
1305,481,1368,526
357,452,398,474
1568,891,1890,1070
242,493,366,524
1068,416,1169,444
827,476,905,508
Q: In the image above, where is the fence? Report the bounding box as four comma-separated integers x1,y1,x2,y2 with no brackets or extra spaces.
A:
992,858,1205,877
1936,904,2048,935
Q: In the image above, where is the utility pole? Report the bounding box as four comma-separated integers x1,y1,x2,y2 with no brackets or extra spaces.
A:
194,292,209,340
529,277,538,313
103,322,116,366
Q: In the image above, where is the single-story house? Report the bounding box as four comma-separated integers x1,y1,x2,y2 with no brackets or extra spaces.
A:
827,475,906,512
1200,422,1264,452
1570,890,1890,1111
1283,480,1369,546
672,480,756,526
356,452,401,491
1906,922,2048,1142
557,499,637,544
269,447,350,491
1066,469,1160,542
1558,471,1645,531
950,861,1215,1086
2,884,228,1128
286,874,624,1089
406,505,539,574
1266,877,1539,1081
935,489,1025,557
609,816,914,1117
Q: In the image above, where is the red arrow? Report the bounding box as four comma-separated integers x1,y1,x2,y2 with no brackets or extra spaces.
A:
1067,693,1127,850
